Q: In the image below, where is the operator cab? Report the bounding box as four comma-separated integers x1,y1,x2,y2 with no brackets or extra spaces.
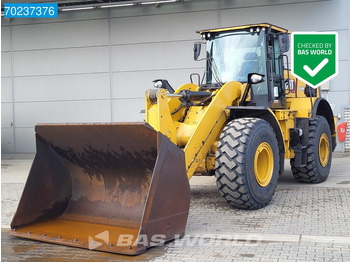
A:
194,23,290,108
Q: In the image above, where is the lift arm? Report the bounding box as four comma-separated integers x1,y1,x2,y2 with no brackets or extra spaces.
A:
145,81,242,179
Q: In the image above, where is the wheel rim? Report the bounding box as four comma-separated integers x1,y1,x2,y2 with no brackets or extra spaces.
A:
319,133,330,167
254,142,274,187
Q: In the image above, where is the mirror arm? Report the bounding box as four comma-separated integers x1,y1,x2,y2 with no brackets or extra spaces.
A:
239,83,252,106
240,73,265,106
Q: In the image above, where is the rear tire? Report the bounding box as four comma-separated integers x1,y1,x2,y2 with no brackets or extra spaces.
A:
291,116,332,183
215,118,280,210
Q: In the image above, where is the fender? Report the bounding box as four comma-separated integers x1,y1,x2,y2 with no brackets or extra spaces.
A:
226,106,285,175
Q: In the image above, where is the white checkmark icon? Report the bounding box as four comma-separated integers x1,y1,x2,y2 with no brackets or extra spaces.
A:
303,58,329,77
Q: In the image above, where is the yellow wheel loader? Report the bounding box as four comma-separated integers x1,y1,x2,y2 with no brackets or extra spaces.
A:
10,23,336,255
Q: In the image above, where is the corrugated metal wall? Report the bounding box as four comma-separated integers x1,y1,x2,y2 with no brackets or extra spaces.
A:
1,0,350,153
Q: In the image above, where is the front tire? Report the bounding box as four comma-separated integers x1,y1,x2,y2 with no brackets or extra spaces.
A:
291,116,332,183
215,118,280,210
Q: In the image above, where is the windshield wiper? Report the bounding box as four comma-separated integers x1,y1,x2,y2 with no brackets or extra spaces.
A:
207,57,224,87
207,44,224,87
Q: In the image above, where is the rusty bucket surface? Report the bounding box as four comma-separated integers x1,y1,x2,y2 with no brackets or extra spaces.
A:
9,123,190,255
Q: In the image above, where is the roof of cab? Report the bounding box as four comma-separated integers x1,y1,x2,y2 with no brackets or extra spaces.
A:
197,23,290,34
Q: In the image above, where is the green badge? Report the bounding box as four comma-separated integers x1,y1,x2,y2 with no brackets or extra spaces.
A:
291,32,338,88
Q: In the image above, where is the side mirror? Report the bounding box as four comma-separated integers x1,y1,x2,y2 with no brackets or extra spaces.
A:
193,42,201,61
278,34,290,53
248,73,265,84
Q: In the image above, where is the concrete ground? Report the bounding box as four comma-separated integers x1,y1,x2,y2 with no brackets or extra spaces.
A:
1,153,350,261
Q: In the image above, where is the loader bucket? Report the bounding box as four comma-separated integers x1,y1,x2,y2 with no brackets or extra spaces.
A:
9,123,190,255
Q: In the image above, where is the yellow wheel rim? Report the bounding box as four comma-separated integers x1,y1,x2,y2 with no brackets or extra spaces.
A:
254,142,274,187
319,133,330,167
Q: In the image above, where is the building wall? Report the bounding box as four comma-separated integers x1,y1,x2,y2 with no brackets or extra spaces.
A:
1,0,349,153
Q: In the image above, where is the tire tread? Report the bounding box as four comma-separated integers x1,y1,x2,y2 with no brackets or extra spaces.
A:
290,116,331,183
215,118,278,210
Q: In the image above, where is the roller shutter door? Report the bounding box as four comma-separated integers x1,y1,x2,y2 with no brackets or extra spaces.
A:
345,108,350,152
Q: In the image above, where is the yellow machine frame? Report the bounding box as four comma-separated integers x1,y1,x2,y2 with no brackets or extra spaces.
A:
146,24,336,179
145,78,329,178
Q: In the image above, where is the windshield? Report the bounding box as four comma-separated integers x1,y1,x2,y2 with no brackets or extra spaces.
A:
206,31,267,84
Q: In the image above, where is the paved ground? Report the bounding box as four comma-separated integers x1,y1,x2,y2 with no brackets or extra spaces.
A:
1,154,350,261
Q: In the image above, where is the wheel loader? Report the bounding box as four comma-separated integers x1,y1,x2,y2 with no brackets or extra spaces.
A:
10,23,336,255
